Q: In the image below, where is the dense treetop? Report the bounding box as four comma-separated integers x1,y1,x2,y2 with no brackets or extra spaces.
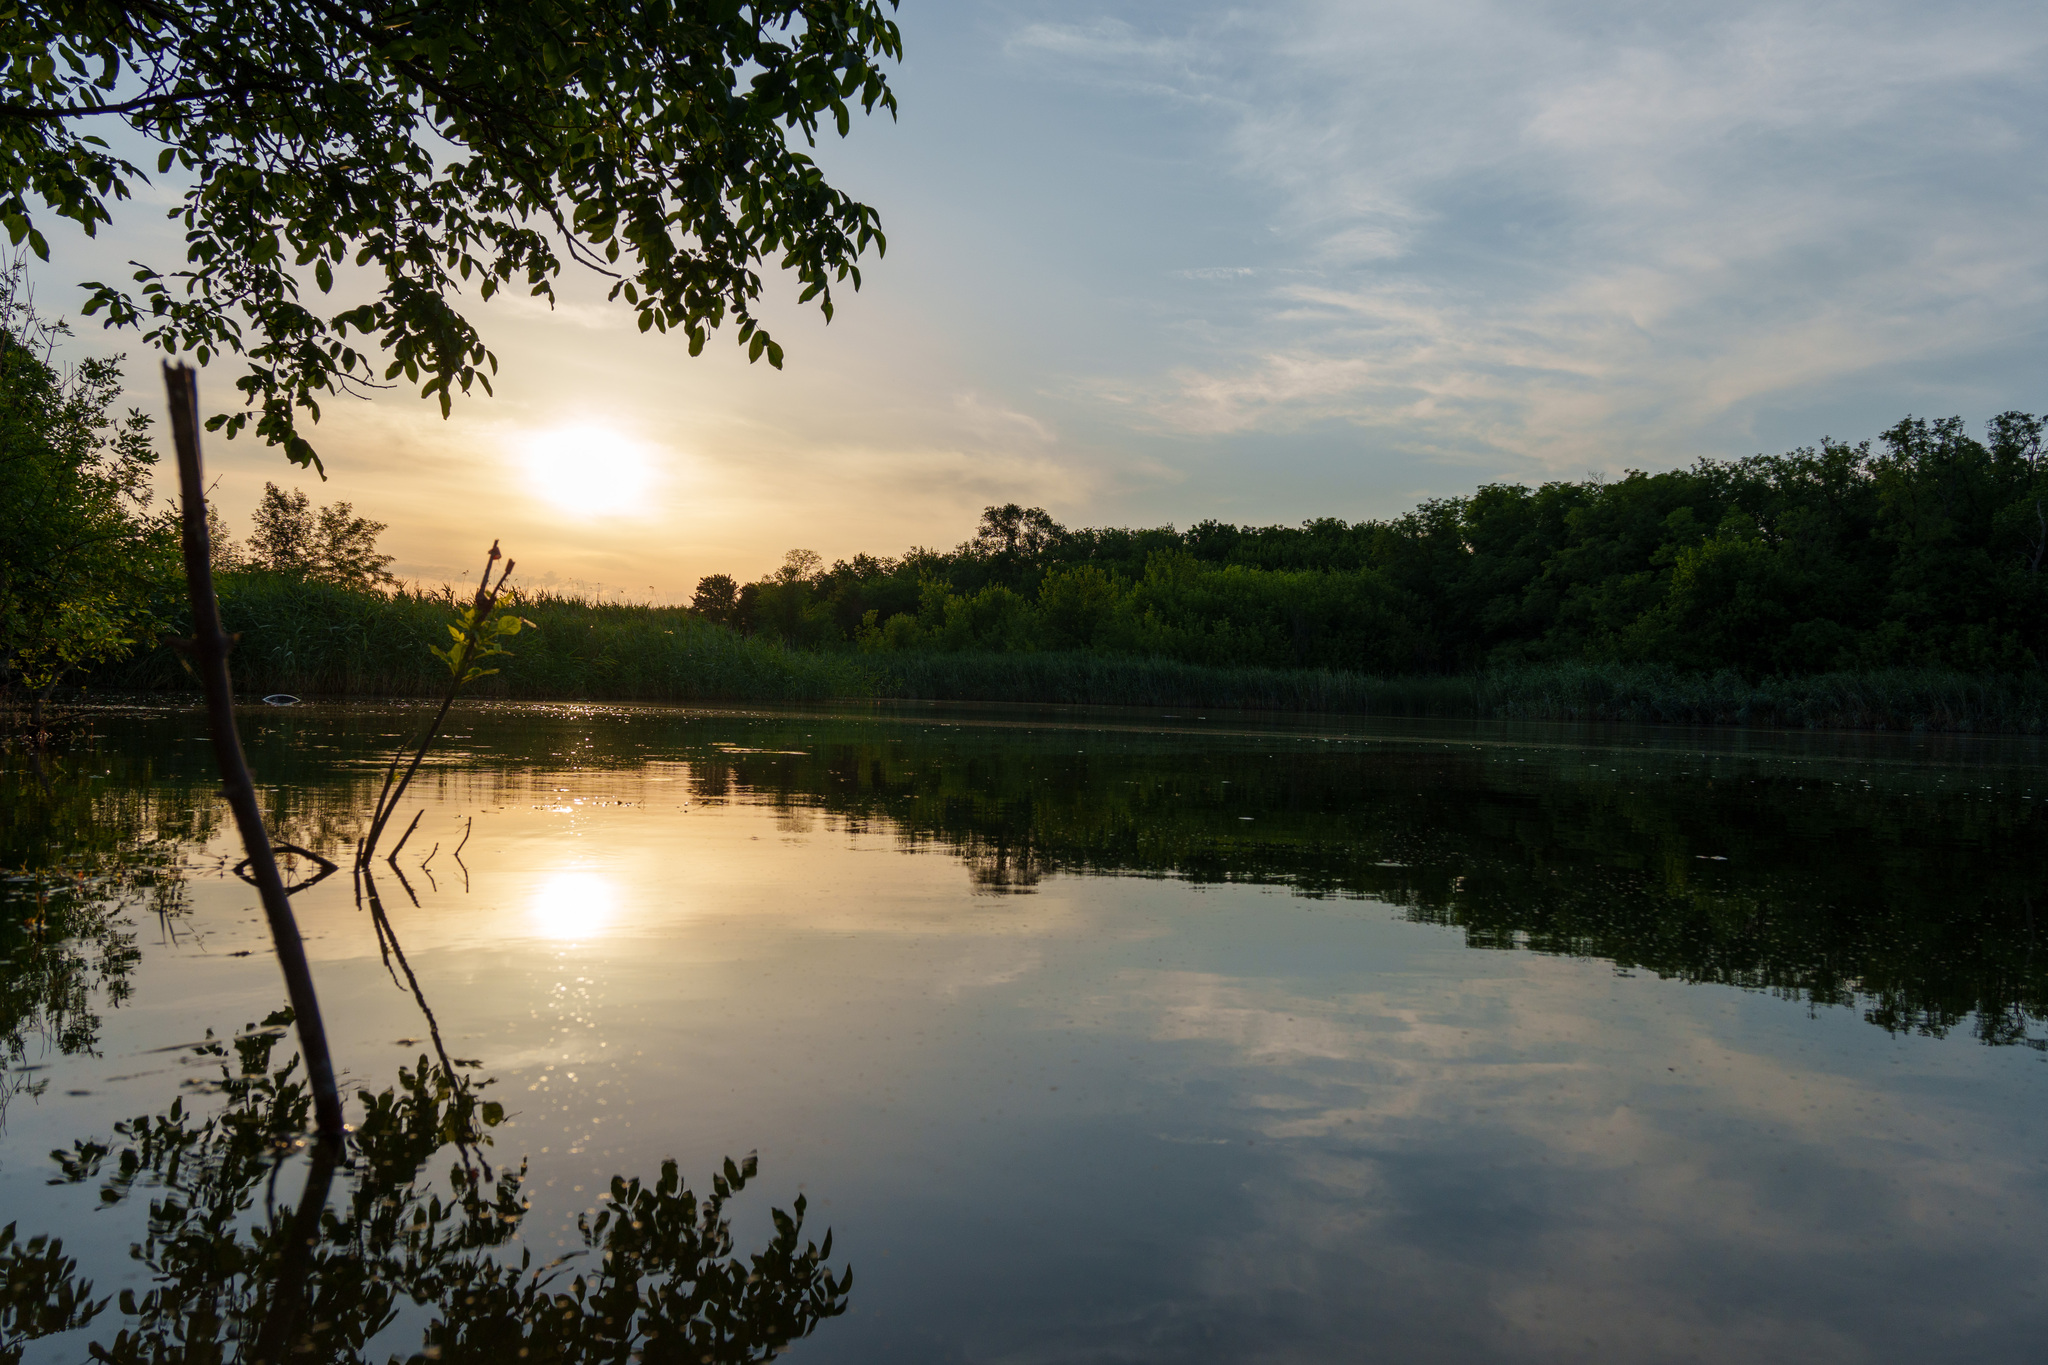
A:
708,412,2048,677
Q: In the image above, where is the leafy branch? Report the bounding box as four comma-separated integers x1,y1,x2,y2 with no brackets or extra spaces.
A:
3,0,902,472
359,540,528,866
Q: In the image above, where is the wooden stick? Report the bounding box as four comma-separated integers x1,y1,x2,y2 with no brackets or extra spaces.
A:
358,865,488,1177
251,1136,342,1363
164,363,345,1140
387,809,424,864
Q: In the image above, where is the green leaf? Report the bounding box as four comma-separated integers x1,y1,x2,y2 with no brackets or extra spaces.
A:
0,0,898,465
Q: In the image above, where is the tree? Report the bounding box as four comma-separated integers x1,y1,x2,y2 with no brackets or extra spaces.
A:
776,547,823,584
244,481,396,588
315,500,396,589
203,498,241,573
0,260,176,712
691,572,739,626
750,549,830,644
245,482,317,574
972,504,1065,561
1,0,901,471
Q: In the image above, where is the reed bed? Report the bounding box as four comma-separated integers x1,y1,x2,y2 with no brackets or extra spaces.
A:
86,575,2048,731
97,575,872,703
869,654,2048,731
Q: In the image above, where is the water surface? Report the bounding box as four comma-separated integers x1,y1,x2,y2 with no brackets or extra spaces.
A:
4,703,2046,1362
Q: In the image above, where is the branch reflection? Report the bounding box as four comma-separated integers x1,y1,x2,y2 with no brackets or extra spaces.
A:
7,1016,850,1363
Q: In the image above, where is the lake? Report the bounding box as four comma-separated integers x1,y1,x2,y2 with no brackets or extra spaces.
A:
4,702,2046,1363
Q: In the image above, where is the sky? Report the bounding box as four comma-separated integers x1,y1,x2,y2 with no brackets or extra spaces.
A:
32,0,2048,596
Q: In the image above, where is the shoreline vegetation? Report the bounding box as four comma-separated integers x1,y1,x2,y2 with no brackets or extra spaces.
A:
20,400,2048,734
74,574,2048,732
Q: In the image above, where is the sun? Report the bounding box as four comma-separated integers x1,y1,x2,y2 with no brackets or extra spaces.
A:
519,423,658,517
527,869,619,942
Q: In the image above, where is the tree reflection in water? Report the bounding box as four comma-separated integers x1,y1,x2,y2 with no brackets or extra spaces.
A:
4,1022,847,1364
4,748,850,1362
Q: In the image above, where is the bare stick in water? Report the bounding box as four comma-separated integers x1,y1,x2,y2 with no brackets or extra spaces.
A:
163,362,345,1140
387,809,424,864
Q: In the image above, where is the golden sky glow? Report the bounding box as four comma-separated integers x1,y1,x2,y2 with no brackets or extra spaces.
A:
518,424,663,521
48,1,2046,599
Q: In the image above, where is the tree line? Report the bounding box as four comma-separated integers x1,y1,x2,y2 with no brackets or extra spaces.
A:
8,251,2043,710
694,413,2048,677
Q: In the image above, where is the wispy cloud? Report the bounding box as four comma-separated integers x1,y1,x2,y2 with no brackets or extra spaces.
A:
1031,0,2048,469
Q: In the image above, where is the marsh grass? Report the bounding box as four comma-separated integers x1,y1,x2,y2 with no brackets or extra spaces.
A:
87,575,2048,731
869,654,2048,731
96,574,871,702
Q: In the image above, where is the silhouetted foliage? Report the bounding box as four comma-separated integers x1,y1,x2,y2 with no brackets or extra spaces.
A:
0,262,177,707
4,1018,849,1363
244,483,397,589
3,0,902,470
690,574,740,627
698,412,2048,679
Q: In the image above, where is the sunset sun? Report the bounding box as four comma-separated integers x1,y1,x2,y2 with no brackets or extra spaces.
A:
519,423,658,517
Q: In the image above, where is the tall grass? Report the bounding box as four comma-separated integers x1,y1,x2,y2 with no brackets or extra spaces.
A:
865,651,1436,713
868,653,2048,731
87,575,2048,731
97,574,873,703
1467,661,2048,732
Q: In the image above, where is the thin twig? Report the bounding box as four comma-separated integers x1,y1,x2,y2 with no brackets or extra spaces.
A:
387,810,424,864
355,869,406,993
364,748,404,849
388,858,422,908
358,866,490,1178
359,546,514,864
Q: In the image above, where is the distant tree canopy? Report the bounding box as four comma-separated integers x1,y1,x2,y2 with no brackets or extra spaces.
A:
223,481,396,589
702,412,2048,677
0,0,901,471
689,572,740,627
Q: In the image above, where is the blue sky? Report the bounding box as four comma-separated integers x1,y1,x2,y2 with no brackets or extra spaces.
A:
41,0,2048,593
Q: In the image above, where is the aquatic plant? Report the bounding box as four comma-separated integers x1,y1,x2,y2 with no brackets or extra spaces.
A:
359,542,527,865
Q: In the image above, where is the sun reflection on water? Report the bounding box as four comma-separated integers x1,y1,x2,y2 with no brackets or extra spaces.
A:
528,869,618,941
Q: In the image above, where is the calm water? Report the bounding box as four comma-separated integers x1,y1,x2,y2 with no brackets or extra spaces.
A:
4,702,2047,1363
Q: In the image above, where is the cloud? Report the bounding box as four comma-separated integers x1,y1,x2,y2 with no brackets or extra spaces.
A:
1003,17,1215,102
74,0,2048,579
1034,0,2048,470
1086,953,2048,1360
